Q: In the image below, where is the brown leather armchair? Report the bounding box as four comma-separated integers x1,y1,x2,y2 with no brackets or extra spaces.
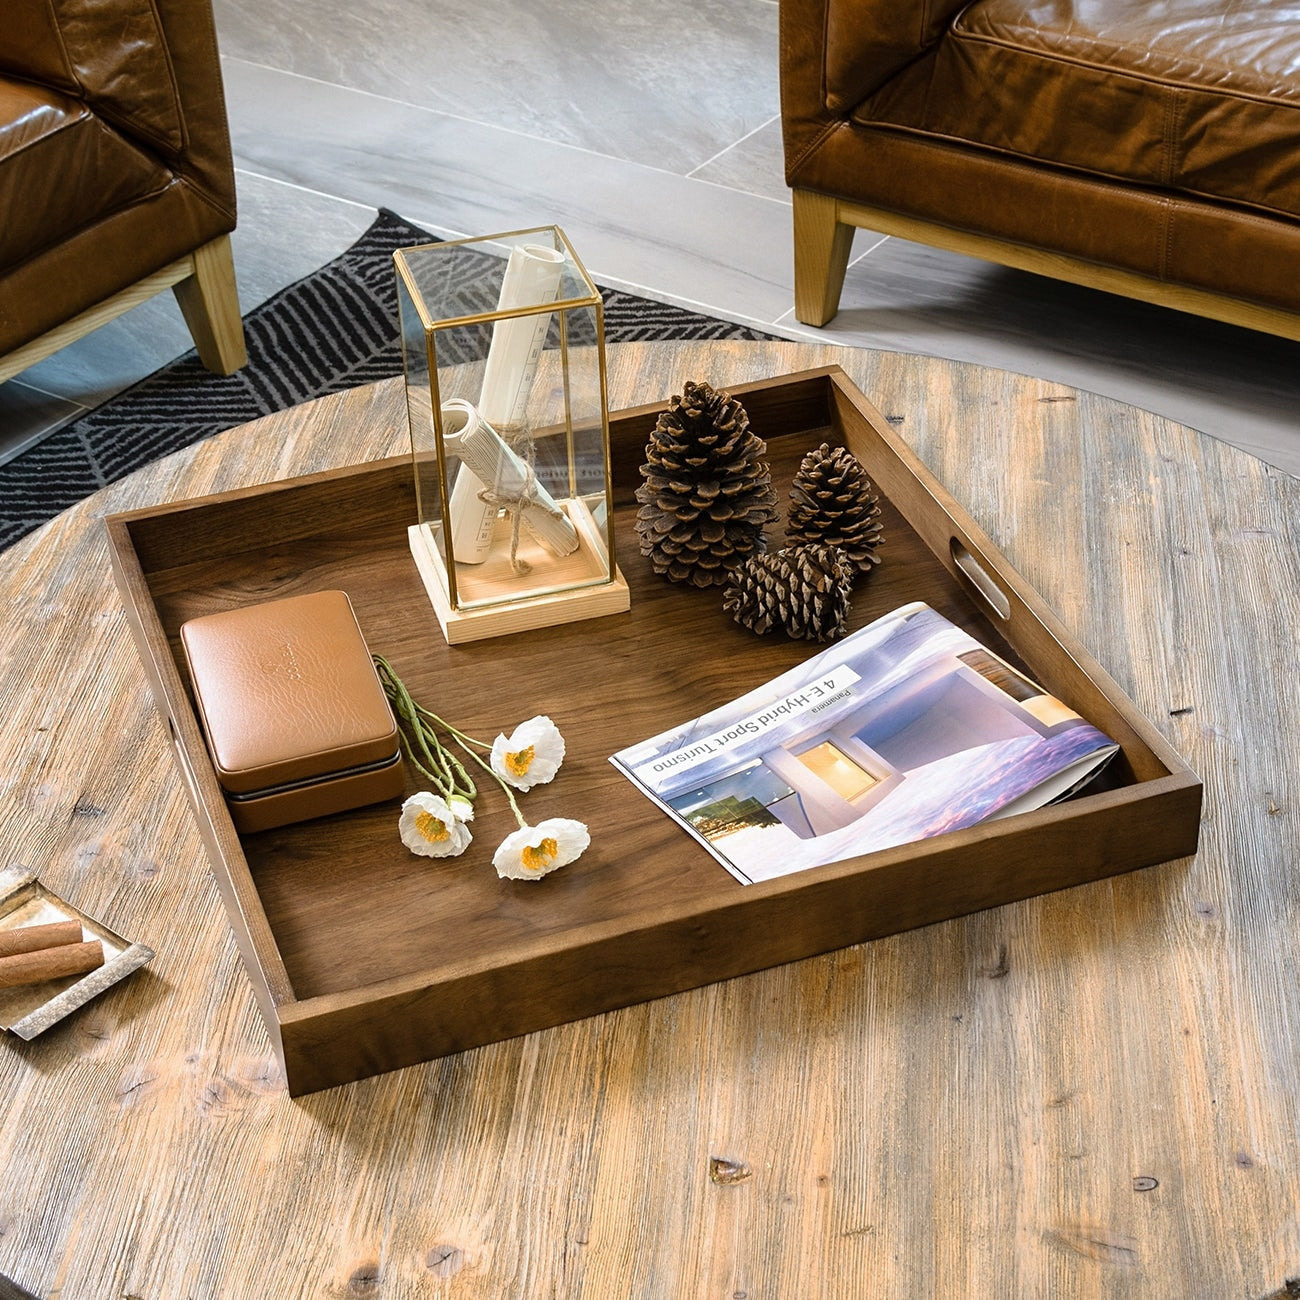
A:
782,0,1300,341
0,0,246,384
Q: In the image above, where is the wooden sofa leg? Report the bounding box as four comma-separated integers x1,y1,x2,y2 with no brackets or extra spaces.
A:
792,189,854,327
173,235,247,374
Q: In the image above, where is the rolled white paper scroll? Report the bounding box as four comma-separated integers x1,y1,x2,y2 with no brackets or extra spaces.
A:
444,394,499,564
447,243,566,562
442,399,579,559
478,243,566,430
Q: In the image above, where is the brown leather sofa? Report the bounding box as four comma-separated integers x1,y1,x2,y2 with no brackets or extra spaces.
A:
0,0,246,384
781,0,1300,340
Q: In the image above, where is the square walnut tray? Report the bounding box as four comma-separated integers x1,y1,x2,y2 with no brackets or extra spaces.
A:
105,367,1201,1095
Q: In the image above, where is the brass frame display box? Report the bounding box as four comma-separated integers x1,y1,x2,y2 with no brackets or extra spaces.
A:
395,226,630,643
105,367,1201,1096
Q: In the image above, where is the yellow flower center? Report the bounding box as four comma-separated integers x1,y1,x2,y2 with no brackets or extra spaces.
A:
505,745,535,777
520,837,559,871
415,810,450,843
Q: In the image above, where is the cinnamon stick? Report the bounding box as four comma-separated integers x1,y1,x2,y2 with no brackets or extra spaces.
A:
0,939,104,989
0,919,84,960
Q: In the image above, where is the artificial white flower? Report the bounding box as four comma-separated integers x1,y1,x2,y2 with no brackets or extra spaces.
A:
447,793,475,822
492,817,590,881
490,715,566,791
399,792,472,858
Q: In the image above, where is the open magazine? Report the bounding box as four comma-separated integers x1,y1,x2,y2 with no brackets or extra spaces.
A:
611,601,1118,885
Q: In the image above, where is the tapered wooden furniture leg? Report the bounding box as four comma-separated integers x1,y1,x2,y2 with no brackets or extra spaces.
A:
173,235,247,374
793,189,855,327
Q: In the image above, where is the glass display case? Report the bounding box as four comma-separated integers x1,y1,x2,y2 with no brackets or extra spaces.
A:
394,226,629,643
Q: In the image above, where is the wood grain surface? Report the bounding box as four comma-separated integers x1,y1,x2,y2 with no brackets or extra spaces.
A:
0,341,1296,1298
105,365,1199,1096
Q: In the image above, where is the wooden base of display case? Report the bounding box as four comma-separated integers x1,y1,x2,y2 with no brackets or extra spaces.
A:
407,497,630,644
105,366,1201,1096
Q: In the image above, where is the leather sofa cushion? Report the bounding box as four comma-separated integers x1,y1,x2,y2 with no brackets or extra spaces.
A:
855,0,1300,221
823,0,969,112
1,0,185,155
0,76,170,268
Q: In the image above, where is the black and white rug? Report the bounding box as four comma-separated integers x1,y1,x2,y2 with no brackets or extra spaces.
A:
0,209,775,550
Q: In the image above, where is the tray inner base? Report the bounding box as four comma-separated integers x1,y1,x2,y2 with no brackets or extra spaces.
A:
139,418,1133,1002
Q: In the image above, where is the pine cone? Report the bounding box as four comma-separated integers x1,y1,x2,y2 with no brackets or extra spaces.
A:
722,543,853,642
786,443,884,574
635,380,779,587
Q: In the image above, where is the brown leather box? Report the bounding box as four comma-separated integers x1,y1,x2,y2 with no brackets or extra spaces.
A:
179,590,404,833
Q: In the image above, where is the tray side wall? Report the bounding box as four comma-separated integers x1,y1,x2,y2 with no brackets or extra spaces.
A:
278,775,1201,1094
104,518,296,1051
117,456,416,573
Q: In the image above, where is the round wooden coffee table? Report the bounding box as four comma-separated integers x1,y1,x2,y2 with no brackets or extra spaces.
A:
0,340,1295,1299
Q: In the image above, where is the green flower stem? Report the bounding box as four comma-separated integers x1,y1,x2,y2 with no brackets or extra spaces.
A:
410,702,492,752
374,654,532,829
375,658,446,784
452,737,529,830
374,656,477,801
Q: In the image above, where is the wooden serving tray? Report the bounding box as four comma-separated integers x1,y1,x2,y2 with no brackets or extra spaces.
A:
105,366,1201,1095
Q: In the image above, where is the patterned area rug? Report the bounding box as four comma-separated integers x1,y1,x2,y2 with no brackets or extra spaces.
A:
0,209,775,550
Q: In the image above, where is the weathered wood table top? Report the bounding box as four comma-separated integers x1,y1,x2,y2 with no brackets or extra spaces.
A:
0,340,1296,1299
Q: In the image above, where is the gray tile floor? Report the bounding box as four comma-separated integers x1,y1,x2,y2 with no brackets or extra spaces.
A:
4,0,1298,476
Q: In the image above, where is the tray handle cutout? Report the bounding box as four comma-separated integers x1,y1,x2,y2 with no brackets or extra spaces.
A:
950,538,1011,621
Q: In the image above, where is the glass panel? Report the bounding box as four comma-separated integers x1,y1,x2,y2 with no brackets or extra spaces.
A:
395,226,615,615
396,264,443,562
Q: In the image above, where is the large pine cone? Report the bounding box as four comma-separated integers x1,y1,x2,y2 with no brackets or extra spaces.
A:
722,543,853,642
786,443,884,574
635,380,779,587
